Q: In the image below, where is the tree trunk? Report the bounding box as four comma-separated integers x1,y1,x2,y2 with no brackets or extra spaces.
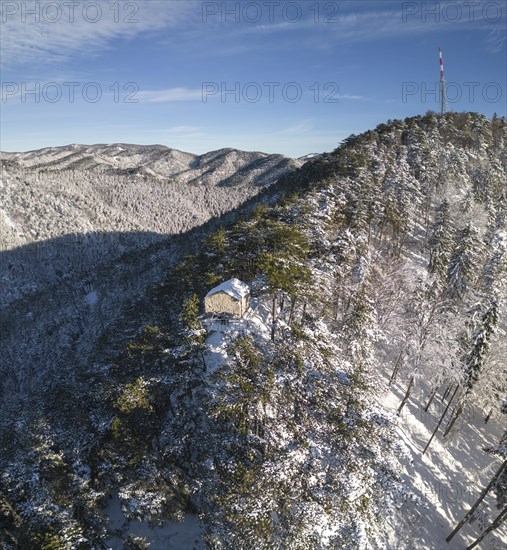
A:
397,376,415,416
443,400,464,438
446,460,507,542
271,293,277,342
301,301,307,322
397,235,405,259
288,297,297,327
389,348,405,387
466,505,507,550
424,384,440,412
199,350,207,372
442,383,453,401
423,385,459,454
332,297,338,321
424,193,431,235
377,224,384,247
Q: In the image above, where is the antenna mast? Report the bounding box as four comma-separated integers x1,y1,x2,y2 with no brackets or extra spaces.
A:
439,47,447,115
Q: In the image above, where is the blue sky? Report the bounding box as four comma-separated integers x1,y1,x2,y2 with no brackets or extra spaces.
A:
1,0,506,157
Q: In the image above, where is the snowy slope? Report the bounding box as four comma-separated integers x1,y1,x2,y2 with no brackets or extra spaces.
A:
383,372,506,549
2,112,506,549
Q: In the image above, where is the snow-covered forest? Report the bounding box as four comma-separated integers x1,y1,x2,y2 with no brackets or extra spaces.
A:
1,112,506,548
0,144,301,420
0,144,301,309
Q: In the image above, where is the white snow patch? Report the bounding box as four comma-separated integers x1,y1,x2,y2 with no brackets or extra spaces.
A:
104,493,203,549
85,290,98,306
381,371,507,550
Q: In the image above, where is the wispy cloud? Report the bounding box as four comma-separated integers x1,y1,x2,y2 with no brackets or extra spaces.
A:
0,0,199,67
236,1,507,45
338,94,366,100
274,120,315,135
0,82,205,104
164,125,203,134
136,88,203,103
485,28,507,53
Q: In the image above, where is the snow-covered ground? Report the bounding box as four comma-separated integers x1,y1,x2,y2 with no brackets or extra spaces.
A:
382,374,506,549
105,493,203,549
103,296,506,549
202,298,272,374
203,298,507,549
102,302,273,549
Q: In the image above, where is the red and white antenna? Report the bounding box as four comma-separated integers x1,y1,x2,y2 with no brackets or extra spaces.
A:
439,47,447,115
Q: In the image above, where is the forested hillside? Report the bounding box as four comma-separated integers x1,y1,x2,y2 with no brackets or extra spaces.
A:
0,144,301,434
0,144,301,309
1,112,506,548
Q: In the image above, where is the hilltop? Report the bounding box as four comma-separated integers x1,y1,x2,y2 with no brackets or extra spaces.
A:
1,112,506,548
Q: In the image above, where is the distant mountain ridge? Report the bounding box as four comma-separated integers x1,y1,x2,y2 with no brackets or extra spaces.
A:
297,152,321,161
0,142,302,325
0,143,302,253
1,143,300,182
